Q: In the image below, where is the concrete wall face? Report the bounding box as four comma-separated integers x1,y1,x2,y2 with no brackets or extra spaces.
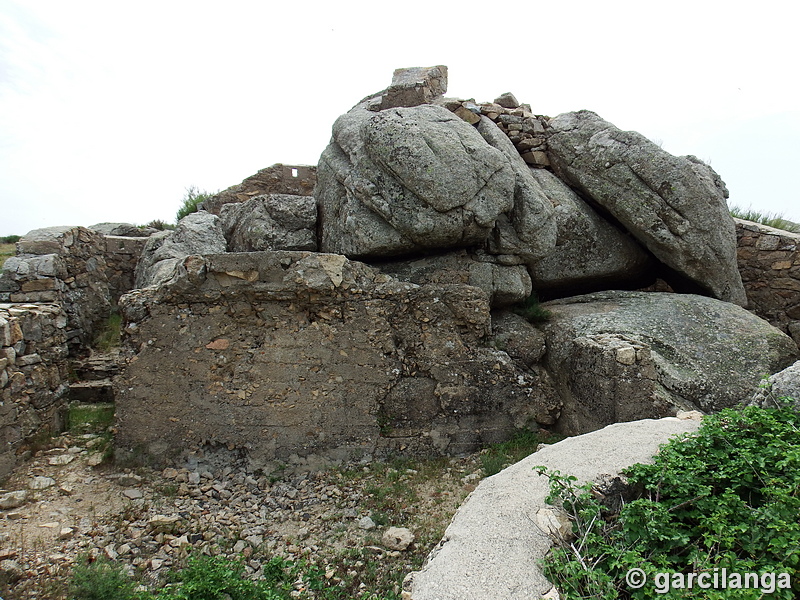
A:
0,303,69,476
736,219,800,345
113,252,558,470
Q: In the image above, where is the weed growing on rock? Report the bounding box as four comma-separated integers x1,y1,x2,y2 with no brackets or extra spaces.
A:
538,403,800,599
176,186,216,222
511,293,551,324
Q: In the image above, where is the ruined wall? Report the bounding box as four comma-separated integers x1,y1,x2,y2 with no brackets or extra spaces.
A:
202,163,317,215
0,227,149,349
0,227,113,353
114,251,559,470
735,219,800,344
0,303,69,477
103,234,150,302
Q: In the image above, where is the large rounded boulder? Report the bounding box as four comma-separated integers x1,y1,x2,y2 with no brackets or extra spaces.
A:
541,291,798,433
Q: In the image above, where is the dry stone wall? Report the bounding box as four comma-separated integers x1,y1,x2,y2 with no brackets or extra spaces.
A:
736,218,800,344
0,303,69,477
114,251,560,470
0,225,149,476
103,235,150,303
202,163,316,216
0,227,113,353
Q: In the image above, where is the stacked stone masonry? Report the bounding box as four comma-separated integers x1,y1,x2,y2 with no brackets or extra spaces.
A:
202,163,317,216
103,235,150,303
0,303,69,477
736,219,800,344
0,226,114,353
440,95,551,168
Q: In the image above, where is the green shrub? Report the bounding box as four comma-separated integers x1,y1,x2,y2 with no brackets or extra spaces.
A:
511,293,551,324
538,403,800,599
176,186,216,222
729,205,800,233
68,556,141,600
0,234,20,244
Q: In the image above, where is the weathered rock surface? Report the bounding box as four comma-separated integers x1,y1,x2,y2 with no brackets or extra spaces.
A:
134,212,226,289
475,116,556,263
524,168,654,294
489,311,547,367
542,291,798,434
89,222,157,237
376,251,531,307
220,194,317,252
407,416,701,600
374,65,448,111
546,110,747,306
317,103,516,258
116,251,561,469
749,359,800,409
201,164,316,215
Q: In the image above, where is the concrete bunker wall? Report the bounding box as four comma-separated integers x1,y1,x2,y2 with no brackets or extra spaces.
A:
113,251,558,470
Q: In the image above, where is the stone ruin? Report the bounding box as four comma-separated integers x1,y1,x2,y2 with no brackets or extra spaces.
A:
1,66,800,477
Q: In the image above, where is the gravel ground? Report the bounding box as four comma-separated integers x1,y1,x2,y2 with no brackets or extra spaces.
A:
0,432,486,599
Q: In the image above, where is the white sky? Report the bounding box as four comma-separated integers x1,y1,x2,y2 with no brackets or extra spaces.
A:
1,0,798,237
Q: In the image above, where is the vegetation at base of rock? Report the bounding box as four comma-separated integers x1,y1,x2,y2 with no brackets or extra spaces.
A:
93,310,122,351
729,204,800,233
176,186,216,222
511,292,551,323
538,402,800,599
480,429,562,476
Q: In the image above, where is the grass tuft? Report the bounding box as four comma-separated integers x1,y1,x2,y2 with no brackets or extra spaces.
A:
729,204,800,233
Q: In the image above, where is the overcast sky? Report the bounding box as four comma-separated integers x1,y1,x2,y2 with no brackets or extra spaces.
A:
1,0,798,237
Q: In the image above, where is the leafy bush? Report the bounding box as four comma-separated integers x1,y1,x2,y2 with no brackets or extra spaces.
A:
176,186,216,222
538,403,800,599
729,204,800,233
0,234,20,244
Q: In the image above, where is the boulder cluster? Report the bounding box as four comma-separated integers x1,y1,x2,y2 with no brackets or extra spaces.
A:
117,66,797,468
